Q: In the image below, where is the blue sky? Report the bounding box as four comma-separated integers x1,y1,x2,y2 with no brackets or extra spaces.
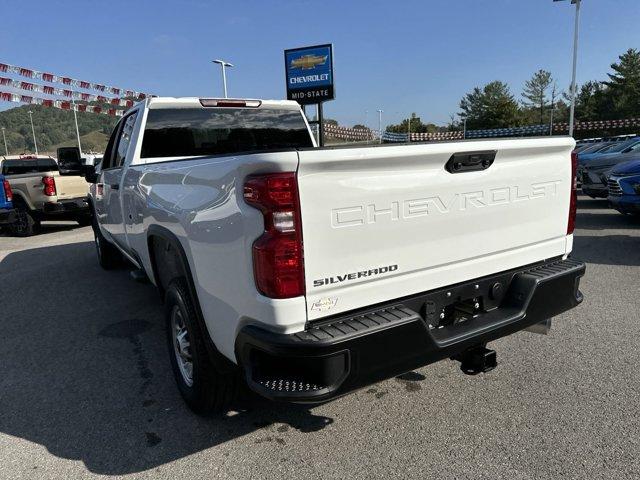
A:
1,0,638,128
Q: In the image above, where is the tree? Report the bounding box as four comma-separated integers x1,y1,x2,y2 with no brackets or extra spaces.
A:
569,81,609,120
352,124,369,130
459,81,520,129
386,113,442,134
522,70,553,124
604,48,640,118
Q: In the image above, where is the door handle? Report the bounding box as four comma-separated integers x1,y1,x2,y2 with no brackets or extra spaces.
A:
446,150,497,173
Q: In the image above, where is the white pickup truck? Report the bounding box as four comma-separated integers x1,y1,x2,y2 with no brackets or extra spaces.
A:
85,97,585,413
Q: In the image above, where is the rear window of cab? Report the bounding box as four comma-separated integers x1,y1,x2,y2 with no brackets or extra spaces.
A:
140,108,313,158
1,158,58,176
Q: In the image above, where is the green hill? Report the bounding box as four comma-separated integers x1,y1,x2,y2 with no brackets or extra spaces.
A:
0,104,117,155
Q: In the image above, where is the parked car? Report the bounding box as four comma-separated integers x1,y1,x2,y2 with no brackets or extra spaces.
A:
607,159,640,215
0,174,16,226
82,96,585,414
0,153,91,236
578,137,640,167
582,150,640,198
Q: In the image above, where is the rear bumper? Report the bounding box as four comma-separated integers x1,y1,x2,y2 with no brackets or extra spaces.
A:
581,184,608,198
0,208,16,224
42,197,89,215
236,258,585,403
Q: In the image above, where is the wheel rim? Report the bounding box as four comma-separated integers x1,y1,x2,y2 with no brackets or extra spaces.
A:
171,306,193,387
14,210,28,233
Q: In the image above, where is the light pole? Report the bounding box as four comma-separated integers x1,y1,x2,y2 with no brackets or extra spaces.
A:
377,109,383,144
555,0,582,137
212,59,234,98
72,98,82,154
1,127,8,155
28,110,38,155
549,83,558,136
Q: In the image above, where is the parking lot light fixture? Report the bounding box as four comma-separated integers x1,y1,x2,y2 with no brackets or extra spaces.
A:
212,59,234,98
554,0,582,137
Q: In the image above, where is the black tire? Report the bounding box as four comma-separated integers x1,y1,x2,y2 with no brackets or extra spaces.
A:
94,224,122,270
8,203,39,237
165,278,239,414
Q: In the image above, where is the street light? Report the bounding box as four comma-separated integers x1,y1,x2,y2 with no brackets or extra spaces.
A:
212,59,234,98
554,0,582,137
28,110,38,155
377,109,383,144
71,98,82,154
1,127,8,156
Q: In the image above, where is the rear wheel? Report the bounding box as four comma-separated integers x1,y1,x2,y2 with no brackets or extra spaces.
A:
165,278,239,414
8,203,39,237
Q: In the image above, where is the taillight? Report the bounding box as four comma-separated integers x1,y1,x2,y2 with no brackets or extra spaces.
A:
567,151,578,235
243,172,305,299
43,176,57,196
3,179,12,202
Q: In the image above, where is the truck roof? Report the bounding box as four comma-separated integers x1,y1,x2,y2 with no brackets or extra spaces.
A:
1,155,56,161
144,97,301,110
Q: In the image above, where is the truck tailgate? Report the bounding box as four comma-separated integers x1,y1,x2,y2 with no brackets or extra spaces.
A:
297,137,575,320
51,173,89,200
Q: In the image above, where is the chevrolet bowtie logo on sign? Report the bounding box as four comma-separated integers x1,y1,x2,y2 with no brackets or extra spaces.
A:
285,44,334,105
291,54,328,70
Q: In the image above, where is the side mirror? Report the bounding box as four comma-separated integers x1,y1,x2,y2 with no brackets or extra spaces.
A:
57,146,83,175
82,164,98,184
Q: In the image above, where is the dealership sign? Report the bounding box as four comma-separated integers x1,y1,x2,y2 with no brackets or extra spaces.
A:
284,44,334,105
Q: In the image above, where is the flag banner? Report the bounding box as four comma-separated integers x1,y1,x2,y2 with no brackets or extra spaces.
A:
410,131,464,141
0,76,135,107
0,62,149,98
553,118,640,131
382,131,409,143
324,123,376,141
0,89,125,116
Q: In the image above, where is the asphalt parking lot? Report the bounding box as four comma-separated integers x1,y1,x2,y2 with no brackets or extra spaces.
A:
1,195,639,479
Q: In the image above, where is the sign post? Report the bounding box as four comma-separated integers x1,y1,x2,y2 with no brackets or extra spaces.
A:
284,44,334,147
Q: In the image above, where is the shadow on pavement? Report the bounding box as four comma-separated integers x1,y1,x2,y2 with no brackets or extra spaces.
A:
0,241,332,475
573,196,640,265
0,221,80,238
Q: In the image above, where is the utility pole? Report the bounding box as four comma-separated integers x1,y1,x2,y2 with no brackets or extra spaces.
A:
72,98,82,154
377,109,383,144
28,110,38,155
554,0,582,137
212,59,234,98
1,127,8,155
463,118,467,139
549,83,557,136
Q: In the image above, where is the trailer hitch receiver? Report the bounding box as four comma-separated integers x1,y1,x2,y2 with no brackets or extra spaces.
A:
456,346,497,375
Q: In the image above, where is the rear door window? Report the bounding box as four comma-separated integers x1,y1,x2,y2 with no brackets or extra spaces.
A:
140,108,313,158
113,112,138,168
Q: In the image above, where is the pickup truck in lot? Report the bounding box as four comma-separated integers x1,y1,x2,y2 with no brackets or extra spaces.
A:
84,97,585,413
1,154,91,236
